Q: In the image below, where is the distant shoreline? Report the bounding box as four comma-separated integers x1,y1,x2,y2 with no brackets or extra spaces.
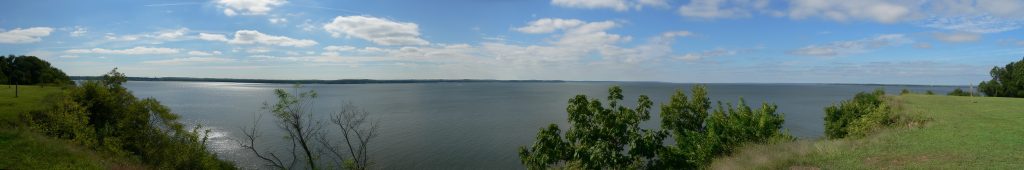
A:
69,76,968,87
70,76,567,84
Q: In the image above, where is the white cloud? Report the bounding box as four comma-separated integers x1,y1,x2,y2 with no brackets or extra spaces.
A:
188,50,222,56
323,45,356,52
246,47,271,53
216,0,287,16
69,26,87,37
788,0,916,23
675,49,738,61
922,15,1020,34
323,16,429,46
199,30,317,47
269,17,288,24
514,18,585,34
0,27,54,44
199,33,229,41
153,28,189,40
550,0,668,11
144,57,236,65
100,28,192,43
59,55,80,59
679,0,771,19
297,19,317,31
933,32,981,43
65,46,181,55
789,34,912,57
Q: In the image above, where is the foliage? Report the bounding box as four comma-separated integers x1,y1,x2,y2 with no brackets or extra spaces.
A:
712,95,1024,169
26,68,234,169
947,88,972,96
824,88,893,139
241,85,380,170
979,57,1024,97
0,55,72,86
518,86,664,169
519,85,789,169
900,89,910,95
925,90,934,95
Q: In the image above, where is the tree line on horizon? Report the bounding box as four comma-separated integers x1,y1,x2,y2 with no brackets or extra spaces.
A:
0,55,72,86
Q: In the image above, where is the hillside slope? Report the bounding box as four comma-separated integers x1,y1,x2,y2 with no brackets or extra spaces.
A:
713,95,1024,169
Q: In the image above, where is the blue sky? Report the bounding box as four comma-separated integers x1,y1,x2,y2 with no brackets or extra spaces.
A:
2,0,1023,85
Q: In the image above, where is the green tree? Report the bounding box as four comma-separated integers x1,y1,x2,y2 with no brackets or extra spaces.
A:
29,68,234,169
520,85,789,169
979,57,1024,97
519,86,665,169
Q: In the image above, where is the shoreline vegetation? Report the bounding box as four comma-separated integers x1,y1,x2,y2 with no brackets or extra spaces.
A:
68,76,976,87
3,56,1023,169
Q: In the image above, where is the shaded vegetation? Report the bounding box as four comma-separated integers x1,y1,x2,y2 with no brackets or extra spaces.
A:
23,69,234,169
518,85,790,169
0,55,72,86
979,57,1024,97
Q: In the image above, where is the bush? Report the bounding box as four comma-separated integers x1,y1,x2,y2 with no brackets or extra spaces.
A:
824,88,896,139
979,57,1024,97
520,85,790,169
26,69,234,169
948,88,972,96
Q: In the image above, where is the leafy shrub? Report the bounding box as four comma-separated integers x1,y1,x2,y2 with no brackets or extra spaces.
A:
520,85,790,169
900,89,910,95
27,69,234,169
823,88,902,139
948,88,972,96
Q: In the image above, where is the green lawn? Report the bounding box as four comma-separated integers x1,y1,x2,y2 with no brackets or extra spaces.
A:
0,85,140,169
713,95,1024,169
0,85,61,126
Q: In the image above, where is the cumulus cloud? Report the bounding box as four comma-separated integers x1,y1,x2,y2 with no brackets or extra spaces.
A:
144,57,236,65
199,30,317,47
0,27,54,44
323,16,429,46
788,0,916,23
933,32,981,43
550,0,668,11
216,0,287,16
153,28,189,40
514,18,585,34
789,34,912,57
199,33,229,41
65,46,181,55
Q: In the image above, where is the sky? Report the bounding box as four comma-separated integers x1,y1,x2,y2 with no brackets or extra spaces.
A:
2,0,1023,85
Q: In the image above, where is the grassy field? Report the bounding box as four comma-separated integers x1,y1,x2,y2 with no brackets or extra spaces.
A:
0,85,142,169
0,85,60,126
712,94,1024,169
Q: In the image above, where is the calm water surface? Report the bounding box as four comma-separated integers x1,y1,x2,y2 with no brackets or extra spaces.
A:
124,81,959,169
